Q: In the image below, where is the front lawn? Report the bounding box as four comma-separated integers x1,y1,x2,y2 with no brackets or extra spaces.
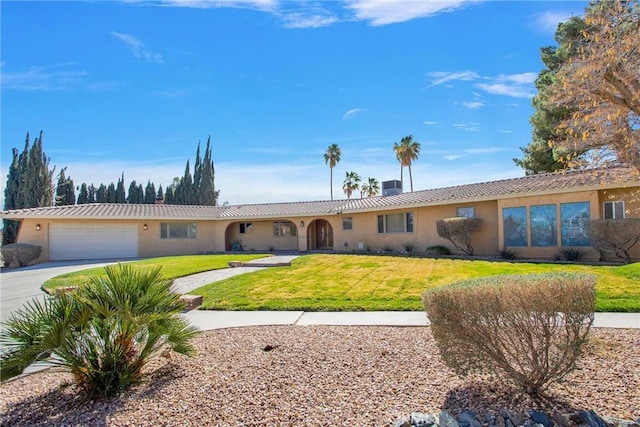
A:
42,254,271,292
191,254,640,312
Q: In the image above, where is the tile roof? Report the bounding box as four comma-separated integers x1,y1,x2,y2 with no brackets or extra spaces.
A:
2,168,637,220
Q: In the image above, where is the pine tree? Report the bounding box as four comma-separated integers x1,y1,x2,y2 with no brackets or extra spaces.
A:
156,185,164,203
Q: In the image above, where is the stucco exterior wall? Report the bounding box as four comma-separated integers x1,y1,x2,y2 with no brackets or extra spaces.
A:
138,220,218,257
11,219,49,264
332,200,499,255
224,220,300,251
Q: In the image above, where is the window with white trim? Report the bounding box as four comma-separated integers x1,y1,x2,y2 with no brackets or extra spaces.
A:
160,222,197,239
377,212,414,233
604,201,625,219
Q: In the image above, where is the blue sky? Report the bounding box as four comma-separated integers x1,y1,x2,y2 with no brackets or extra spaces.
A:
1,0,590,206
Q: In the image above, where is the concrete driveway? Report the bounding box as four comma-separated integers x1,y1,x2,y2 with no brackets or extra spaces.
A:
0,260,119,322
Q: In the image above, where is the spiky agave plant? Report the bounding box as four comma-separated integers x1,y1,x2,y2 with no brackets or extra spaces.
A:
0,263,200,398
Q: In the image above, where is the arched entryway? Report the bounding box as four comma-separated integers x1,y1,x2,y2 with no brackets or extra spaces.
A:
307,219,334,250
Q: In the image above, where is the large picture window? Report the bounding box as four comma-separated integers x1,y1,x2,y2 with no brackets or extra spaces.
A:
530,204,557,247
561,202,590,246
377,212,413,233
160,222,197,239
503,207,527,247
456,207,475,218
273,221,297,237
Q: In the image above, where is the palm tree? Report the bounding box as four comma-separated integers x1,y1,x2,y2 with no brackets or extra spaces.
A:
0,264,199,397
323,144,341,200
342,171,361,199
360,177,380,198
393,135,421,192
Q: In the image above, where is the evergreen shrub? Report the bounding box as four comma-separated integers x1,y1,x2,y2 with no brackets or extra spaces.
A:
426,245,451,256
0,243,42,267
422,273,595,396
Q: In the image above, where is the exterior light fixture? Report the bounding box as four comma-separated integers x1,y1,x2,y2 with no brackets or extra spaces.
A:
143,224,148,230
299,221,305,227
36,224,41,231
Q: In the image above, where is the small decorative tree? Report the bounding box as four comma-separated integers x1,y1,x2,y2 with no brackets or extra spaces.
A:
436,217,482,255
589,219,640,263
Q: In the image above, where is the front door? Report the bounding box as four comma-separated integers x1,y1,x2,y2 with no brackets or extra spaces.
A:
311,219,333,250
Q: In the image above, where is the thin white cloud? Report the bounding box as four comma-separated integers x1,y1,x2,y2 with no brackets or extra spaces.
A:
498,129,513,134
140,0,277,10
465,147,505,154
423,121,438,125
342,108,365,119
153,88,189,98
110,31,163,63
282,12,338,28
444,154,466,161
344,0,477,26
475,82,534,98
426,70,479,88
427,70,536,99
475,73,537,98
462,100,485,109
531,11,574,33
454,123,480,132
1,64,87,91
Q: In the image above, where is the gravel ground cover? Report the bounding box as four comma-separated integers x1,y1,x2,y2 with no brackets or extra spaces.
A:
1,326,638,426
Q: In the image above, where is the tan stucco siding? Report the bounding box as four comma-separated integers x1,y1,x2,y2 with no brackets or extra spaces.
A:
224,220,299,251
13,219,49,263
332,201,499,255
138,220,217,257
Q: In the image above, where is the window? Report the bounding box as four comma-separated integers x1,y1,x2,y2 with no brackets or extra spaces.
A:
377,212,414,233
239,222,253,234
560,202,590,246
457,207,475,218
604,201,625,220
160,222,197,239
503,207,528,247
530,204,557,247
273,221,297,237
342,217,353,230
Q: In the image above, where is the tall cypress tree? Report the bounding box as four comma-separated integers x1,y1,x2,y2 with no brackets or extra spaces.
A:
144,181,156,204
96,184,108,203
115,174,126,203
55,167,75,206
87,184,96,203
199,136,218,206
107,183,117,203
77,183,89,204
3,131,56,244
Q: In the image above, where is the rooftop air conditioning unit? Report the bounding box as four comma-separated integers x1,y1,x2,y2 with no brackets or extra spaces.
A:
382,180,402,196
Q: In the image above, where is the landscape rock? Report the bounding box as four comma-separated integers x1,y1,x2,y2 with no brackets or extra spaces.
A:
459,409,482,427
411,412,436,427
440,410,460,427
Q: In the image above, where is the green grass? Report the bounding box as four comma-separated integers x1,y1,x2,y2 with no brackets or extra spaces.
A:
191,254,640,312
42,254,271,292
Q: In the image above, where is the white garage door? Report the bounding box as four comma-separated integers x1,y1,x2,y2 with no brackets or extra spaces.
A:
49,223,138,261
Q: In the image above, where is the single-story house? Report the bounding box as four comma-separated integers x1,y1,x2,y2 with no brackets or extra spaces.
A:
2,167,639,263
